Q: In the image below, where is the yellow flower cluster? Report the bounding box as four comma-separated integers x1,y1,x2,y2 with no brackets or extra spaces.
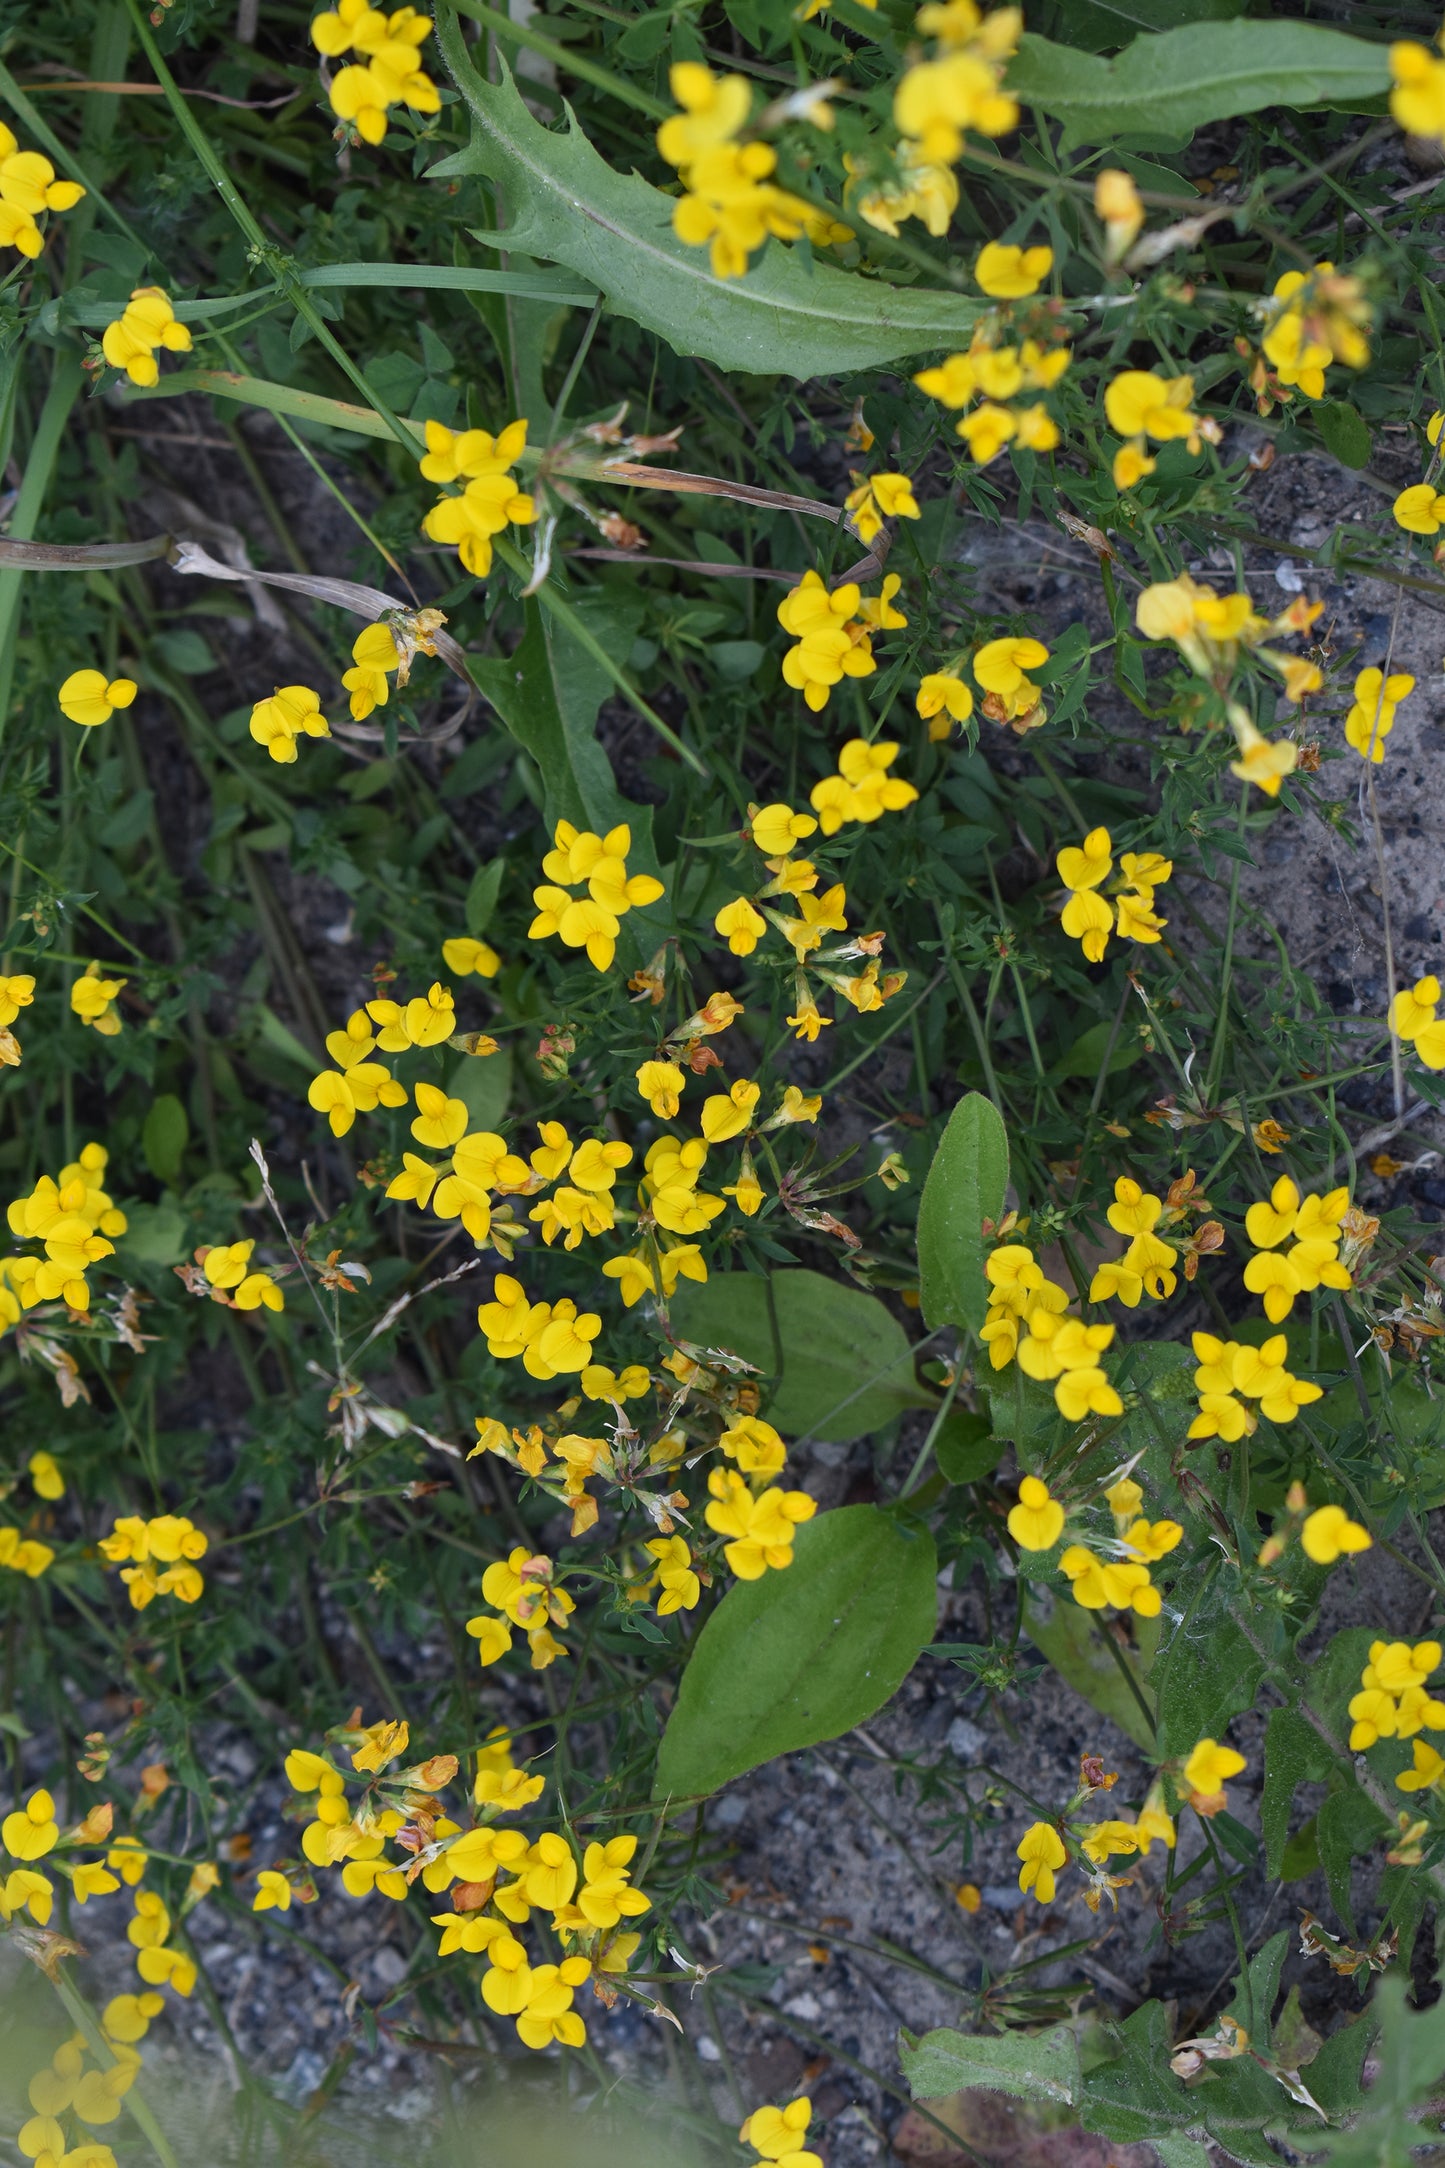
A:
706,1467,815,1577
1259,262,1371,401
0,970,34,1066
1136,572,1322,702
530,819,664,972
1056,828,1172,964
892,1,1020,167
70,961,127,1036
656,63,849,281
981,1245,1122,1423
419,417,535,576
99,1514,208,1611
0,122,84,258
914,330,1069,464
1007,1474,1179,1618
1104,368,1212,490
3,1142,127,1324
972,634,1050,731
307,982,459,1136
1344,666,1413,764
740,2095,822,2168
478,1271,601,1379
1391,25,1445,145
1017,1738,1246,1911
468,1546,576,1670
1391,974,1445,1071
197,1237,284,1314
58,669,137,729
1088,1176,1180,1307
1348,1639,1445,1752
127,1886,197,1996
811,740,919,835
1187,1331,1322,1441
843,470,920,545
310,0,439,145
1243,1175,1351,1322
849,144,958,242
776,569,897,713
19,2031,135,2162
279,1723,649,2050
99,286,191,388
249,684,330,764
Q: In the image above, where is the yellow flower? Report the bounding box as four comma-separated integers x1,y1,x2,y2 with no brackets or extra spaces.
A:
1095,168,1143,262
740,2095,822,2167
850,143,958,240
100,286,191,386
1006,1474,1064,1551
701,1078,760,1142
916,671,973,736
715,897,767,955
973,634,1048,721
71,963,126,1035
750,802,818,857
893,48,1019,167
1182,1736,1245,1802
28,1451,63,1500
1015,1820,1066,1904
2,1787,58,1860
656,61,751,168
777,571,876,713
1396,1739,1445,1794
636,1059,685,1119
58,670,137,728
844,470,921,543
441,934,500,977
1393,481,1445,534
342,621,402,720
974,241,1051,297
252,1869,294,1911
249,684,329,763
1104,369,1200,443
1344,668,1414,763
1300,1504,1371,1566
1392,36,1445,145
705,1468,815,1578
1228,715,1297,799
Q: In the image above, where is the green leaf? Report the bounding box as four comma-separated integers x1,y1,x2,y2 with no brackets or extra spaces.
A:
669,1270,934,1442
1317,1785,1387,1936
917,1091,1009,1336
117,1203,188,1266
1042,0,1242,54
1226,1927,1290,2046
449,1045,512,1132
468,593,640,834
1081,2001,1194,2142
1050,1018,1142,1080
141,1093,188,1186
901,2022,1081,2106
1148,1567,1276,1757
654,1505,937,1797
1316,400,1372,470
1260,1706,1332,1876
934,1410,1001,1484
431,25,986,378
1294,1977,1427,2164
1006,23,1391,148
1021,1583,1158,1752
464,857,506,937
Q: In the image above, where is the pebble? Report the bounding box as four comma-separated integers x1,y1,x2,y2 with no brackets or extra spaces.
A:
946,1717,987,1760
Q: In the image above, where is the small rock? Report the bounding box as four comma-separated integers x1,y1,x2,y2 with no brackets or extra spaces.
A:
713,1793,748,1829
274,2047,328,2106
370,1945,408,1988
1273,558,1304,593
782,1992,822,2021
696,2033,722,2063
946,1717,987,1761
982,1886,1019,1911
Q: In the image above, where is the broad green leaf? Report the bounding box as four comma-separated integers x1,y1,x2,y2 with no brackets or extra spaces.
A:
1050,1018,1143,1080
934,1409,1000,1484
1260,1706,1331,1876
449,1045,512,1132
1317,400,1371,469
1148,1567,1276,1756
117,1204,188,1267
1294,1978,1424,2164
1152,2143,1212,2168
917,1091,1009,1336
668,1269,934,1441
1317,1785,1387,1936
654,1505,936,1797
901,2022,1081,2106
1080,2001,1193,2143
1041,0,1241,53
1226,1927,1290,2045
141,1093,188,1186
1006,23,1391,147
431,22,986,378
464,857,506,937
1021,1583,1158,1752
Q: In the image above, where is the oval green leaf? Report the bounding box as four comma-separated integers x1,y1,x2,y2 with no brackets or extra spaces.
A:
917,1091,1009,1336
654,1505,937,1799
668,1268,933,1441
